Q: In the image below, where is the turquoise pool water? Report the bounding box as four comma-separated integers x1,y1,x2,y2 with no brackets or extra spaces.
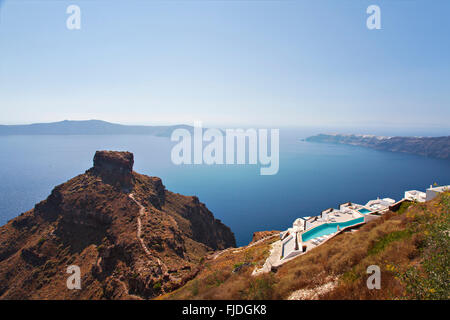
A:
358,208,372,214
301,217,365,242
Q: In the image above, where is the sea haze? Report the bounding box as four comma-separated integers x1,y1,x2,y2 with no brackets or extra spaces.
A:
0,130,449,246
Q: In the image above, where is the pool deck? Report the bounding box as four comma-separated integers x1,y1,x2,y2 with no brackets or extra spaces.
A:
252,196,394,276
306,210,363,231
253,211,368,275
252,194,405,276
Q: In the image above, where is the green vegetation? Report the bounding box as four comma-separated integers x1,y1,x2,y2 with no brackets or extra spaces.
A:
190,280,199,296
247,275,275,300
37,237,45,246
397,194,450,299
396,201,413,215
233,262,245,269
341,267,360,283
206,270,225,287
153,281,162,291
368,229,412,256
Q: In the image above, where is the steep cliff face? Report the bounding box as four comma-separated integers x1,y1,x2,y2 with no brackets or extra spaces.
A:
0,151,235,299
90,150,134,190
305,134,450,160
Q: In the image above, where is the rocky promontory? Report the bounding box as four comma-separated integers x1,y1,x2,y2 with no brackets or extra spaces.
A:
91,151,134,190
0,151,235,299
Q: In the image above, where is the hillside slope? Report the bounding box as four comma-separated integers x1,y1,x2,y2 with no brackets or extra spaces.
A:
162,194,449,300
0,151,235,299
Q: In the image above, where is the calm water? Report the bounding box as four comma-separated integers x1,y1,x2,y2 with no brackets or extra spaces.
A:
0,132,449,246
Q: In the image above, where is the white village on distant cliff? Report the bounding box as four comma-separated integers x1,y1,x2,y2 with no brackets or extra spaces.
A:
253,184,449,275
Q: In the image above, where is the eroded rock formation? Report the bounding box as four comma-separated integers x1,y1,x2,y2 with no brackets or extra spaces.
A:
0,151,235,299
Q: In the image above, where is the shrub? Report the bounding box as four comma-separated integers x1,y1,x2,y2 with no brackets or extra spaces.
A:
368,229,412,256
246,275,275,300
37,237,45,246
190,280,199,296
396,201,413,215
397,196,450,299
153,281,162,291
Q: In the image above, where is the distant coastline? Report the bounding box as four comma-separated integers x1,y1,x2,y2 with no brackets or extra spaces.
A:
305,133,450,160
0,120,192,137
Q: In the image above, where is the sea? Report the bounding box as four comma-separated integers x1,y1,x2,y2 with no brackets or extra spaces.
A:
1,128,449,246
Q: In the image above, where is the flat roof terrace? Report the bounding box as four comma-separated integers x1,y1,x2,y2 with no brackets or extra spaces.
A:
309,210,362,229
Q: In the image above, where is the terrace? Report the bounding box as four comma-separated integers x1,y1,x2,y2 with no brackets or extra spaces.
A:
365,197,395,212
339,202,364,213
254,185,445,275
426,185,450,201
404,190,426,202
276,206,367,264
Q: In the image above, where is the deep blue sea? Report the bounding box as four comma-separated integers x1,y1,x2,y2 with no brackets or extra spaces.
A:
1,130,449,246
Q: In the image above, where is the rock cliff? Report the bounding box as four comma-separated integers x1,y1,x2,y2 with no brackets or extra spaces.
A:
305,134,450,160
0,151,235,299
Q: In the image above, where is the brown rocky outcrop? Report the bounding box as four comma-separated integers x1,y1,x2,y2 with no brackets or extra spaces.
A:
91,151,134,190
0,151,235,299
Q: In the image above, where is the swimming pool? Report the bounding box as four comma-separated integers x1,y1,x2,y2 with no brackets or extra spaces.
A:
358,208,372,215
301,217,365,242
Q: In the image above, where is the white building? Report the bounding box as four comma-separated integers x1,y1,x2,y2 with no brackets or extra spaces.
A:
293,218,306,231
339,202,352,212
304,216,317,230
426,185,450,201
280,218,306,240
321,208,334,220
280,225,304,260
339,202,363,212
365,197,396,212
404,190,426,202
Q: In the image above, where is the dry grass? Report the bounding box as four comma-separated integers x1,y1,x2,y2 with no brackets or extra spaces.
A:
159,194,449,300
158,236,277,300
271,211,411,299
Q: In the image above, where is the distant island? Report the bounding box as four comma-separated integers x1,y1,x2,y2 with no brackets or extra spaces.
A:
305,133,450,160
0,120,192,137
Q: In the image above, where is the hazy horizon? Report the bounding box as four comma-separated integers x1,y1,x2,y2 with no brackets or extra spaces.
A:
0,118,449,137
1,1,449,129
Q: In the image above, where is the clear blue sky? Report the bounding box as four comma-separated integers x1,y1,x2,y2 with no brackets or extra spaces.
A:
0,0,449,129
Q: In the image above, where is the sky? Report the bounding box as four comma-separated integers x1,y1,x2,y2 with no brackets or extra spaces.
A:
0,0,449,130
